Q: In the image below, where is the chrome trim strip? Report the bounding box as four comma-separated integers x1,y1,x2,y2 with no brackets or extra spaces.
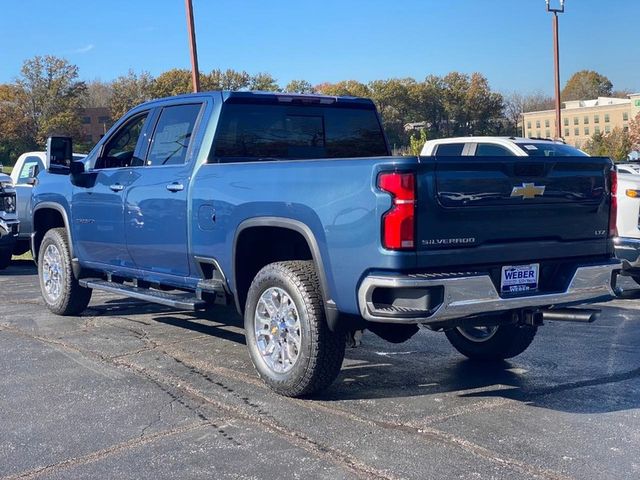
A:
358,262,620,324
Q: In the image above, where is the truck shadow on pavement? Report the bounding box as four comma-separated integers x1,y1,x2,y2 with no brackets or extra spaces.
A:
83,290,640,415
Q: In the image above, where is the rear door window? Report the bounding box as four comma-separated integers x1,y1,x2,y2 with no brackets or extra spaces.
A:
146,104,202,166
475,144,514,156
434,143,465,156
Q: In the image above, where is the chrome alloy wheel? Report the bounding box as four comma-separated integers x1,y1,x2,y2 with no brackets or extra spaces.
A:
42,244,63,302
456,325,499,343
253,287,302,374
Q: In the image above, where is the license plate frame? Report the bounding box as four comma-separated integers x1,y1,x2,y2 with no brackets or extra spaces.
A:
500,263,539,294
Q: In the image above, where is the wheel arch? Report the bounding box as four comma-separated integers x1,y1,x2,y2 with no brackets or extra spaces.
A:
232,217,334,318
32,203,72,262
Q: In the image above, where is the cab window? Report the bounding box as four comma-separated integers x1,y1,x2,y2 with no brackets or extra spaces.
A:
475,144,513,156
146,104,202,166
17,156,44,184
434,143,465,156
96,112,149,169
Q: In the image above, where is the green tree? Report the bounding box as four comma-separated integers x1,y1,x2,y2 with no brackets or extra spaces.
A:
83,79,113,108
0,83,35,164
16,55,87,145
629,112,640,152
408,129,428,156
284,80,315,94
584,127,632,161
249,72,280,92
109,70,155,119
562,70,613,101
151,68,192,98
204,69,251,90
315,80,370,97
411,75,445,138
368,78,418,147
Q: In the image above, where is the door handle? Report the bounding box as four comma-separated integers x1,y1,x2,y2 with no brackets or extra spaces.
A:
109,184,124,192
166,183,184,192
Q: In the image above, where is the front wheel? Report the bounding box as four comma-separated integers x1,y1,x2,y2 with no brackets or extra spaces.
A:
244,261,345,397
38,228,92,315
445,320,537,361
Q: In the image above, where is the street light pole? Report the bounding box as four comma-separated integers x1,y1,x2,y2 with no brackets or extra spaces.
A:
546,0,565,139
185,0,201,93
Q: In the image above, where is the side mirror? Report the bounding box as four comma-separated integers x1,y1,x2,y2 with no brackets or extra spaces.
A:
46,136,73,172
26,177,37,186
70,160,85,175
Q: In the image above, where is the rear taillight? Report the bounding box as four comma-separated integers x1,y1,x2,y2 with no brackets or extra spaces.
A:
378,172,415,250
609,169,618,237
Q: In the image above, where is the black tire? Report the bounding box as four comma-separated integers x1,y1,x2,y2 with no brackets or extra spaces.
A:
0,248,11,270
38,228,92,315
445,321,537,361
244,260,345,397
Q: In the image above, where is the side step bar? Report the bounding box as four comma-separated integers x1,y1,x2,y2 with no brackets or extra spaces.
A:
79,279,207,311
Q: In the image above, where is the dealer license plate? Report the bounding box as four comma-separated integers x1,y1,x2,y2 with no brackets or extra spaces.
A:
501,264,539,293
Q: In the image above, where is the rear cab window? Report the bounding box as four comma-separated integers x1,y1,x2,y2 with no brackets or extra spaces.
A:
515,142,587,157
211,99,389,162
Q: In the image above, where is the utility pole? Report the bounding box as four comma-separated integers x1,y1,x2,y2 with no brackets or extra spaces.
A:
546,0,565,139
185,0,200,93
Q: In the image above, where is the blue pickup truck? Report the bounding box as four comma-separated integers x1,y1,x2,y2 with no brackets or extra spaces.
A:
31,91,620,396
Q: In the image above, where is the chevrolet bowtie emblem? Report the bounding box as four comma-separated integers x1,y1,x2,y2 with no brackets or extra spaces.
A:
511,183,545,199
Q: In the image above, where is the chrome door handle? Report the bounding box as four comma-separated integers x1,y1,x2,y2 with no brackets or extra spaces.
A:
166,183,184,192
109,184,124,192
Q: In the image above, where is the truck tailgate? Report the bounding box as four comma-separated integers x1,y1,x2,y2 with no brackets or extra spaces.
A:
416,155,612,255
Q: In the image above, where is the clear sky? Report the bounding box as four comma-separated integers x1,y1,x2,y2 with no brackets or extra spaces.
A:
1,0,638,95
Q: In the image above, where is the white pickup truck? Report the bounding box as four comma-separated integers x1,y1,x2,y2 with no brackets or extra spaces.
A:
614,169,640,284
10,151,84,255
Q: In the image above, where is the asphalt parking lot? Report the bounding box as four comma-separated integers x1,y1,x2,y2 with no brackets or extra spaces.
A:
1,260,639,480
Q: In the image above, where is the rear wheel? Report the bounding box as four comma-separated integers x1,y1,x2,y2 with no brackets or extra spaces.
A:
38,228,92,315
0,248,11,270
244,261,345,397
445,320,537,361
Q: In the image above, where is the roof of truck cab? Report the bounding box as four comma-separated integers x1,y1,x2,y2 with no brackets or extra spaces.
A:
136,90,376,108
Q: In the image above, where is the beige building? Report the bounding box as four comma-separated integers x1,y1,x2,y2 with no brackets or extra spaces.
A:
522,94,640,148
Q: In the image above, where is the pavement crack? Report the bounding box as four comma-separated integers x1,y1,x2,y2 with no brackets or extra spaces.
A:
1,422,208,480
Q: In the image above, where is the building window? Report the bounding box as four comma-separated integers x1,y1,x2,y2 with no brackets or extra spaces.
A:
573,117,579,125
564,128,570,137
536,130,541,137
574,127,579,136
545,119,550,128
605,114,610,123
528,130,533,137
624,125,629,132
82,116,91,124
595,126,600,134
605,125,611,133
545,129,550,138
623,112,629,121
98,116,111,124
594,115,599,124
536,120,541,128
584,127,589,135
564,118,569,126
527,121,531,129
584,116,589,124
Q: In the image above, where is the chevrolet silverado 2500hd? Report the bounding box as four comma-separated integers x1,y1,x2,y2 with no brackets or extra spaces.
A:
31,91,620,396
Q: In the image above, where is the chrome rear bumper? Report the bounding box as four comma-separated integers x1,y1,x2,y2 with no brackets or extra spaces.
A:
614,237,640,269
358,261,620,325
